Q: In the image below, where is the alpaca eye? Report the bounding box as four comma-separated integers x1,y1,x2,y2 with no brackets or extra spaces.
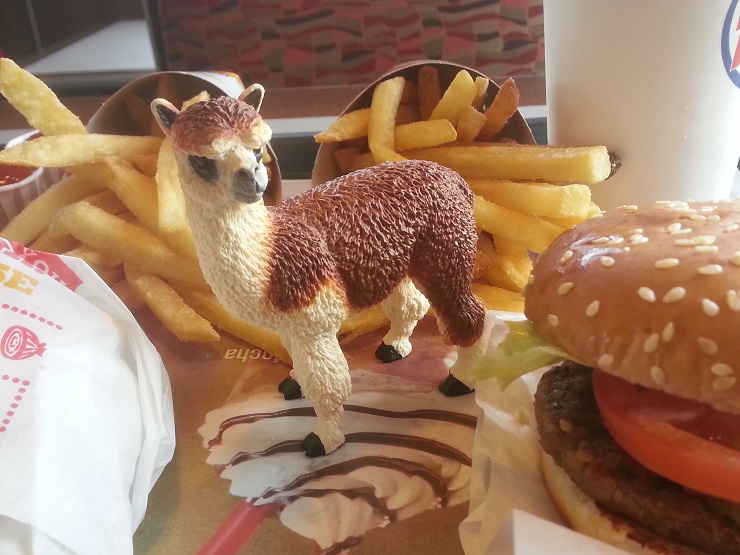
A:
189,155,217,180
253,149,263,163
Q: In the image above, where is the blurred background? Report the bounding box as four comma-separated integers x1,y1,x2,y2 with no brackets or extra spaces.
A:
0,0,544,95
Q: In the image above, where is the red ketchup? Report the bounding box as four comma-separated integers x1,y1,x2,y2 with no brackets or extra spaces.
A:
0,164,36,186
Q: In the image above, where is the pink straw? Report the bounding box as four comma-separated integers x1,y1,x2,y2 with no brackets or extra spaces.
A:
197,501,275,555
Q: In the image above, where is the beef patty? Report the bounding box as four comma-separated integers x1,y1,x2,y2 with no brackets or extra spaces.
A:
534,362,740,555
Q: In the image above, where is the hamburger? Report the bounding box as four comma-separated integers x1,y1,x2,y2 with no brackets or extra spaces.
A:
478,200,740,554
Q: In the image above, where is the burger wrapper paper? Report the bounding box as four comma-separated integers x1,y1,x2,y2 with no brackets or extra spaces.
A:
460,312,630,555
0,239,176,555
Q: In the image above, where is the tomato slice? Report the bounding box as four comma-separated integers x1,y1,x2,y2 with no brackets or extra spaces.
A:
592,370,740,503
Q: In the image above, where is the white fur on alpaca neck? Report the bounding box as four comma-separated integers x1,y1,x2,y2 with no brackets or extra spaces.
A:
181,185,352,454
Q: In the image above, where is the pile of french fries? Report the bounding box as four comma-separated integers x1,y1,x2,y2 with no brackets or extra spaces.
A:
0,58,301,360
315,65,614,312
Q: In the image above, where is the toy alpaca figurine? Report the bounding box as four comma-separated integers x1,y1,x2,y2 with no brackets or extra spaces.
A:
151,85,486,456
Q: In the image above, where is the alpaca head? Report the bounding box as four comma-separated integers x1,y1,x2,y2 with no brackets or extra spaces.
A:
151,84,272,210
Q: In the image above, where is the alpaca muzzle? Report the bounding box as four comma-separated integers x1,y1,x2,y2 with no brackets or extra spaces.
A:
233,168,267,203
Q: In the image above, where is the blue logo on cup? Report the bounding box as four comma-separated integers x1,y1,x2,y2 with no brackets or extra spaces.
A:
723,0,740,88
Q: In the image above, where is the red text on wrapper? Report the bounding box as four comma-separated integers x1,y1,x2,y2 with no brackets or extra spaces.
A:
0,238,83,291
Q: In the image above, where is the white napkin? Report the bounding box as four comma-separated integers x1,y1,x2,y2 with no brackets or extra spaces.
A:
0,238,175,555
459,312,630,555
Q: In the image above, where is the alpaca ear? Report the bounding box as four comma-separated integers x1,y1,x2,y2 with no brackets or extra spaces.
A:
239,84,265,112
150,99,180,137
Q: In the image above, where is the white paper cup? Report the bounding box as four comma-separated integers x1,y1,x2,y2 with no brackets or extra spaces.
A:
0,131,63,229
544,0,740,209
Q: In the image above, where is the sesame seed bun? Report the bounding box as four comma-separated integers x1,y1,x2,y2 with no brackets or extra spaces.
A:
525,200,740,414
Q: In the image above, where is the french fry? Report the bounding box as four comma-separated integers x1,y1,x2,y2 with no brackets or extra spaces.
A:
477,234,532,292
473,196,565,254
48,201,205,284
0,134,162,167
155,138,198,258
83,189,128,215
0,58,87,135
65,245,121,269
0,173,104,244
124,263,220,343
417,65,442,120
181,91,210,110
472,76,488,110
478,77,520,141
102,157,160,233
404,144,613,184
429,69,477,126
471,282,525,312
394,119,457,151
315,108,370,143
338,305,389,345
173,285,291,362
30,231,79,253
467,179,593,218
456,106,487,143
132,153,159,177
368,76,406,164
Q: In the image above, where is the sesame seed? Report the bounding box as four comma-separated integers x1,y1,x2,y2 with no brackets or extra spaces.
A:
600,256,616,267
662,287,686,303
689,214,707,221
698,264,723,275
606,237,625,245
701,206,717,213
661,322,675,342
623,205,638,212
710,363,733,376
558,282,574,295
643,333,660,353
707,214,721,221
591,236,610,245
712,376,737,391
631,234,649,245
666,222,682,233
724,223,739,232
698,337,719,355
559,250,574,264
630,228,644,234
726,290,740,311
528,274,535,285
675,238,699,246
650,366,666,386
586,300,600,317
639,287,656,302
697,235,717,245
730,252,740,266
694,245,719,253
671,228,693,235
559,419,574,433
655,258,679,269
598,354,615,367
548,314,559,327
702,298,720,317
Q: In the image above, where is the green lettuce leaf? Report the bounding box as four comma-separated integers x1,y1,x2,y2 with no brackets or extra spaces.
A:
474,320,579,390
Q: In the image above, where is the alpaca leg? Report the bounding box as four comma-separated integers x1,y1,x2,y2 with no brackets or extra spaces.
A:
276,334,303,400
291,333,351,456
375,277,430,363
440,341,485,396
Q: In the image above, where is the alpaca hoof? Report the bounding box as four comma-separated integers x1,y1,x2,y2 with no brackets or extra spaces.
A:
375,342,404,363
439,374,474,397
278,376,303,400
302,432,326,458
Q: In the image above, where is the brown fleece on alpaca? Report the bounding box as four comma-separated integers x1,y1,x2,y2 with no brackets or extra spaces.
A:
266,159,485,347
